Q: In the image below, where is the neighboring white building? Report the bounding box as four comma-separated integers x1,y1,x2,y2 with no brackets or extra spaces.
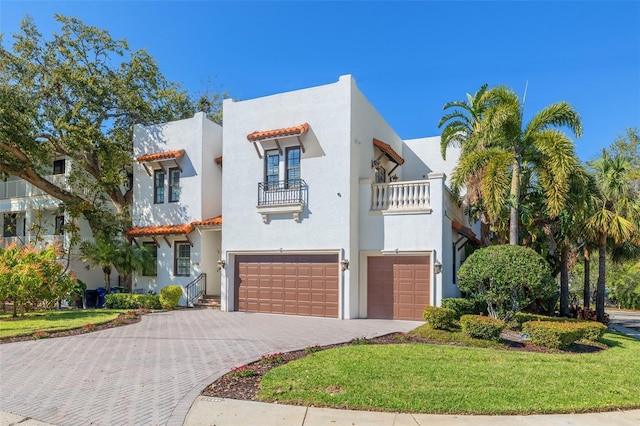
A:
128,112,223,301
0,159,104,287
128,75,478,318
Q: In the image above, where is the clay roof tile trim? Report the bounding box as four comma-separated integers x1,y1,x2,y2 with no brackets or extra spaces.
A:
126,223,193,237
191,216,222,227
373,138,405,165
247,123,309,142
136,149,185,163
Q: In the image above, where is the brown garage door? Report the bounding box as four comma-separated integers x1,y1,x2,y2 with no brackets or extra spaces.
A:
367,255,430,320
235,254,339,318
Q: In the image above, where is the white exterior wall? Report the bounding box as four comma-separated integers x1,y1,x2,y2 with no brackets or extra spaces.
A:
221,76,354,316
132,112,222,226
131,112,222,297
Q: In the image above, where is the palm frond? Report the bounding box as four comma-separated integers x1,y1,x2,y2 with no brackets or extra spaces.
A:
525,101,583,139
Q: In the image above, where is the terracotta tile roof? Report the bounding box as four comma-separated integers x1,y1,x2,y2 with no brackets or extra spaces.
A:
373,138,405,165
127,223,193,237
452,220,481,246
214,156,223,165
192,216,222,227
247,123,309,142
136,149,185,163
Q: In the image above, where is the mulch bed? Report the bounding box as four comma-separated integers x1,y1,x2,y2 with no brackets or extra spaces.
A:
202,331,606,402
0,310,147,344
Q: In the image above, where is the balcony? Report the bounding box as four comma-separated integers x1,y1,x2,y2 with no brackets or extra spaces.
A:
1,175,69,200
0,235,65,249
371,180,431,213
257,179,308,223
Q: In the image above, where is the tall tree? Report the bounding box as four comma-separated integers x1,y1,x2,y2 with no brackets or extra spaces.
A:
0,15,214,234
451,86,583,245
438,84,495,245
585,151,640,321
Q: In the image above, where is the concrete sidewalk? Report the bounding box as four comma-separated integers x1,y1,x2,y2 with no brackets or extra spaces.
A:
184,397,640,426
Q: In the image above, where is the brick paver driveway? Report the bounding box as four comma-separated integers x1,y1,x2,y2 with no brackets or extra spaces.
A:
0,310,419,426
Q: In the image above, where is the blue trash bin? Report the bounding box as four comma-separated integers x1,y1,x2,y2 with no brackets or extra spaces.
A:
96,287,107,308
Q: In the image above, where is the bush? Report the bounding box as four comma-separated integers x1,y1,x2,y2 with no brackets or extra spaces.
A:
569,305,610,325
423,306,456,330
441,297,484,319
522,321,584,350
460,315,506,341
457,245,556,322
104,293,161,309
576,322,607,342
159,285,183,310
513,312,551,327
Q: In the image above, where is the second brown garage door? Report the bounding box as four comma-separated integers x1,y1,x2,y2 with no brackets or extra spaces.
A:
367,255,430,320
235,254,339,318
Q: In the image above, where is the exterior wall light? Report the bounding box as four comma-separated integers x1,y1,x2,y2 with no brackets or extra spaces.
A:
340,259,350,271
217,259,226,270
434,261,442,274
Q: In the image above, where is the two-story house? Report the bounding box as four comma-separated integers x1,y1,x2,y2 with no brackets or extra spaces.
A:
128,112,223,299
219,75,478,320
129,75,478,318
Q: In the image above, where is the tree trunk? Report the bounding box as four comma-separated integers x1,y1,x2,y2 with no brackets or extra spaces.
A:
509,159,520,245
560,244,569,316
583,247,591,308
596,232,607,322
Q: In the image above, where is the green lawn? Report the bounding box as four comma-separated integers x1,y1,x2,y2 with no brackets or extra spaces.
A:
0,309,126,338
259,332,640,414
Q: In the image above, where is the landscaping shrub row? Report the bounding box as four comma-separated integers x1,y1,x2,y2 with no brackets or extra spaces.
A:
522,320,607,349
104,293,161,309
460,314,506,341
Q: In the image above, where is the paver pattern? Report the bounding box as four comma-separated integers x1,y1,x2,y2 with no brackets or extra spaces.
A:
0,310,419,426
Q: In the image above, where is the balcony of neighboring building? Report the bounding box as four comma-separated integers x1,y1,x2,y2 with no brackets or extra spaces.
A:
370,179,432,214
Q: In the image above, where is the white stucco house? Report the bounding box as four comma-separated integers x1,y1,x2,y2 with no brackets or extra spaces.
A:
129,75,478,318
128,112,223,300
0,160,104,287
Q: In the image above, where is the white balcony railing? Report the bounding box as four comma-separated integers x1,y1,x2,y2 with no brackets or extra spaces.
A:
0,175,92,200
371,180,431,212
0,235,66,250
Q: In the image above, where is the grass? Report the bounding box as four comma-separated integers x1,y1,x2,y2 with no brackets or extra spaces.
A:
0,309,126,338
258,332,640,415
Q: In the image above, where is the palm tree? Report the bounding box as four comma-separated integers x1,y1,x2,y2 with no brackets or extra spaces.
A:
81,238,119,292
585,151,640,321
438,84,494,245
452,86,583,245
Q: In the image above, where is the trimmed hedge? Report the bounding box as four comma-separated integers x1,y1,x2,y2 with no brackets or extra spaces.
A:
441,298,484,319
513,312,551,327
104,293,161,309
522,321,585,350
423,306,456,330
460,315,506,341
159,285,183,310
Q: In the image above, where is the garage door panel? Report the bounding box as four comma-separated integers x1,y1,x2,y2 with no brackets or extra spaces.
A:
368,255,430,321
235,254,339,318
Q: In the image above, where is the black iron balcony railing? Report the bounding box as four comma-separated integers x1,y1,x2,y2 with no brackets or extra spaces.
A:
258,179,308,206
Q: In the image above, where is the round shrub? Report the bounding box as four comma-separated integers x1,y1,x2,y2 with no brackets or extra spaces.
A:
457,245,556,322
159,285,183,310
423,306,456,330
460,315,506,341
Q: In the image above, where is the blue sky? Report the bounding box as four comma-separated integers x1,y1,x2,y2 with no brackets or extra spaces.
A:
2,1,639,162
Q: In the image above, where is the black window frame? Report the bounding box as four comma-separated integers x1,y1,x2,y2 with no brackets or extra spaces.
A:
285,146,301,188
154,170,165,204
54,215,65,235
53,159,66,175
168,168,180,203
174,241,191,277
264,150,280,191
142,242,158,277
3,213,17,238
